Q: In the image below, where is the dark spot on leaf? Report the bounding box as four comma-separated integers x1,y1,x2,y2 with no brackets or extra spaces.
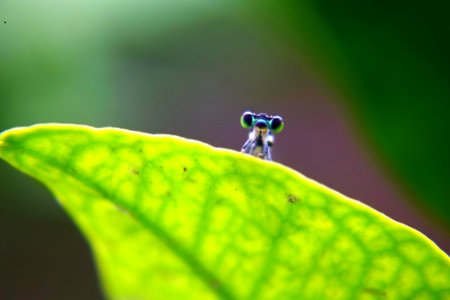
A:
3,21,6,24
209,279,220,289
130,168,140,175
132,169,140,175
183,166,187,172
116,206,129,214
287,194,299,204
363,288,386,297
138,148,142,153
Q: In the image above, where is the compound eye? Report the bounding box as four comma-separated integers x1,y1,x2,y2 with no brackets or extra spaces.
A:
240,111,255,128
269,115,284,133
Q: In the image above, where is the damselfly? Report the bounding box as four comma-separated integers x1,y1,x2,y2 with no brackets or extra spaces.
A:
240,111,284,161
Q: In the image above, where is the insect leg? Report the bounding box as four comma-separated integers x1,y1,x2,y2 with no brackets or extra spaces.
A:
267,133,274,148
241,137,255,154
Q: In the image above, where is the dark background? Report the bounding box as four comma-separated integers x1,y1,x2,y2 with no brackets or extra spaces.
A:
1,1,448,299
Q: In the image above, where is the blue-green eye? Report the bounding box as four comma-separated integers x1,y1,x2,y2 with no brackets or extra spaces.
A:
269,115,284,133
240,111,255,128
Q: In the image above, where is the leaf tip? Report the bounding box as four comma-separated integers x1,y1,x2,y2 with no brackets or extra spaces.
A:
0,126,31,158
0,130,8,155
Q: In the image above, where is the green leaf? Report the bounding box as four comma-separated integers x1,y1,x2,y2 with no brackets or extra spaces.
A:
248,1,450,228
0,124,449,299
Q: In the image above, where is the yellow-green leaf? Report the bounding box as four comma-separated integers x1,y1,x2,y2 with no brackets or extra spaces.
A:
0,124,449,299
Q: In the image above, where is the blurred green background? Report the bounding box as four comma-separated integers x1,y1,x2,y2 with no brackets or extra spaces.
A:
1,1,448,299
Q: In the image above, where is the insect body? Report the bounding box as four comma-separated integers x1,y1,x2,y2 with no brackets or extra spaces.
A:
240,111,284,161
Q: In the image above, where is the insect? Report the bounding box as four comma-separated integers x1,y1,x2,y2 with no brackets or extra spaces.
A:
240,111,284,161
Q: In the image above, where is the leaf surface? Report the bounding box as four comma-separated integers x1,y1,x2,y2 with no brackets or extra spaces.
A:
249,1,450,228
0,124,449,299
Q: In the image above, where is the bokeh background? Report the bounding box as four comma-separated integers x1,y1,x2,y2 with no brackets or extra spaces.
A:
1,1,449,299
